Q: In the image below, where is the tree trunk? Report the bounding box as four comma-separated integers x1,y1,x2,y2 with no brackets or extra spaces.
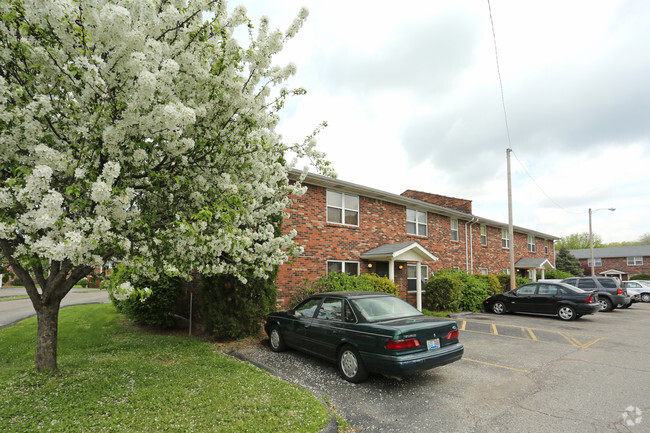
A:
35,300,62,372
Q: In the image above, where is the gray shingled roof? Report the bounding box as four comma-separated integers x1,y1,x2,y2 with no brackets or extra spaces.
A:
515,258,555,269
569,245,650,259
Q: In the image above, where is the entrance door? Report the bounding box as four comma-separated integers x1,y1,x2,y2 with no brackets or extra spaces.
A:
375,262,389,278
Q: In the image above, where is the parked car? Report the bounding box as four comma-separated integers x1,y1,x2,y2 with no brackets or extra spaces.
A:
561,277,631,311
624,281,650,303
483,282,601,321
264,292,464,383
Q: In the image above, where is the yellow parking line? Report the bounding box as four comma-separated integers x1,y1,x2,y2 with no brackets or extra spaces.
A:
526,328,538,341
491,323,498,335
463,357,530,373
557,332,579,347
577,337,605,349
460,320,466,331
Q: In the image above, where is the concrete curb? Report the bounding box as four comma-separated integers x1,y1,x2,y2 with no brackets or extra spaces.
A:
448,311,476,319
228,346,338,433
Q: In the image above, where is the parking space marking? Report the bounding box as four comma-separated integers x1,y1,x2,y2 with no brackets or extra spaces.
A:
463,357,530,374
460,320,604,348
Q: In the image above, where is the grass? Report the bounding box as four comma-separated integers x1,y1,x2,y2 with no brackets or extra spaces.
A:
0,295,29,302
422,309,457,317
0,304,330,433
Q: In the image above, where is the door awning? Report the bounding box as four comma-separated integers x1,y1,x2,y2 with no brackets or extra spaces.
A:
360,242,439,262
515,258,555,270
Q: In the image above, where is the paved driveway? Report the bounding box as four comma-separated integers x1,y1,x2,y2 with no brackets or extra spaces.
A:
236,303,650,432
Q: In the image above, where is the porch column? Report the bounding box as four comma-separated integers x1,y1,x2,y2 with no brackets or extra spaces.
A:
416,260,422,312
388,258,395,282
541,269,545,280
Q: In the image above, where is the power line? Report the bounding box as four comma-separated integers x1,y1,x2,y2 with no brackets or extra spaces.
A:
487,0,582,217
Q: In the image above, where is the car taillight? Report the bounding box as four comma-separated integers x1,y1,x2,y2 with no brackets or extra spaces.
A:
446,329,459,340
385,338,421,350
586,296,593,303
617,288,623,295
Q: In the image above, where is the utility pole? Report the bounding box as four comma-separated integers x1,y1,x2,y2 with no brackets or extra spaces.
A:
507,148,515,291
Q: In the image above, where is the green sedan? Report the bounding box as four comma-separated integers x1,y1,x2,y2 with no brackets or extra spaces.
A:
264,291,464,383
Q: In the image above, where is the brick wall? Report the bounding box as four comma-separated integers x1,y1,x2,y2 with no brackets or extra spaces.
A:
276,182,555,309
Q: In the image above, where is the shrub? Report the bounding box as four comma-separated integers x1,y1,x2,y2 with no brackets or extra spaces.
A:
200,272,277,340
11,277,23,287
289,273,398,307
105,264,183,329
540,269,573,280
423,272,462,312
496,274,531,292
476,274,502,295
458,275,491,312
79,278,88,288
630,274,650,280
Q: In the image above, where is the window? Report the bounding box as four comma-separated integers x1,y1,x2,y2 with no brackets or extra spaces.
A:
326,190,359,226
545,242,549,255
406,209,427,236
538,284,558,295
480,268,489,275
407,264,429,292
588,258,602,267
294,298,321,318
480,225,487,246
327,261,359,276
451,219,459,242
316,298,342,321
527,235,536,253
577,279,597,289
515,285,536,295
452,266,460,272
502,268,510,275
501,229,510,249
628,256,643,266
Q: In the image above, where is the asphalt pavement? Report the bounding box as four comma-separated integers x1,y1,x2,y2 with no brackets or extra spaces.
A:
0,286,110,329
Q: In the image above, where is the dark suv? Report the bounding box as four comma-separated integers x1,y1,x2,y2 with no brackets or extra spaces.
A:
561,277,631,312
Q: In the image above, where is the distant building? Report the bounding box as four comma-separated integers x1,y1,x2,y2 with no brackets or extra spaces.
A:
569,245,650,280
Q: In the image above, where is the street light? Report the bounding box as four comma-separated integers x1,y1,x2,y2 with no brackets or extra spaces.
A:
589,207,616,276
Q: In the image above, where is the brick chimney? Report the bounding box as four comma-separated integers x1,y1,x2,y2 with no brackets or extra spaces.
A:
401,190,472,214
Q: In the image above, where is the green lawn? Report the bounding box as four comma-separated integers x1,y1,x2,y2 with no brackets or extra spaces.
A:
0,304,330,432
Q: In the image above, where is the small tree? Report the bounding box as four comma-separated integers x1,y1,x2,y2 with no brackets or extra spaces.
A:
555,246,585,276
0,0,329,371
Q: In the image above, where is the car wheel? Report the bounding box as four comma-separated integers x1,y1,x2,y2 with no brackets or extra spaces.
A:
557,305,576,321
338,345,368,383
269,325,286,352
492,301,506,315
598,297,613,312
641,293,650,303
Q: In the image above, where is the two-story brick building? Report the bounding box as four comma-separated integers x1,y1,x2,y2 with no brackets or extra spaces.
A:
568,246,650,280
276,171,558,309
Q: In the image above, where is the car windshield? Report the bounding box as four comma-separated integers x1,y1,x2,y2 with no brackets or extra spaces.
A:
352,296,422,322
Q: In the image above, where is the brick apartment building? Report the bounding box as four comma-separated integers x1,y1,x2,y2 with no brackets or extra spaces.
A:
568,246,650,280
276,171,558,309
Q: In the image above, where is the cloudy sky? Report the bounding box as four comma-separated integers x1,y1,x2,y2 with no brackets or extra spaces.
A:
232,0,650,244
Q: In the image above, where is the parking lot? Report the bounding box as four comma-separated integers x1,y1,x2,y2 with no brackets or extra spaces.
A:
237,303,650,432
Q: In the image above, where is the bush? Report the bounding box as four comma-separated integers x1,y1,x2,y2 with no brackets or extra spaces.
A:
200,272,277,340
423,272,462,312
289,273,399,307
105,264,183,329
540,269,573,280
457,275,491,312
496,274,531,292
79,278,88,288
630,274,650,280
11,277,23,287
476,274,502,295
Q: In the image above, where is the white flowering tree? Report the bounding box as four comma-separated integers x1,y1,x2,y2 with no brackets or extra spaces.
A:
0,0,330,371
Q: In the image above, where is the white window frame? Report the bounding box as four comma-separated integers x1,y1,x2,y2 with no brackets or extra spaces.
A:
327,261,360,276
527,234,536,253
480,268,489,275
326,190,359,226
452,266,460,272
627,256,643,266
451,218,459,242
480,225,487,246
588,258,602,267
501,229,510,249
406,209,427,237
407,264,429,293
